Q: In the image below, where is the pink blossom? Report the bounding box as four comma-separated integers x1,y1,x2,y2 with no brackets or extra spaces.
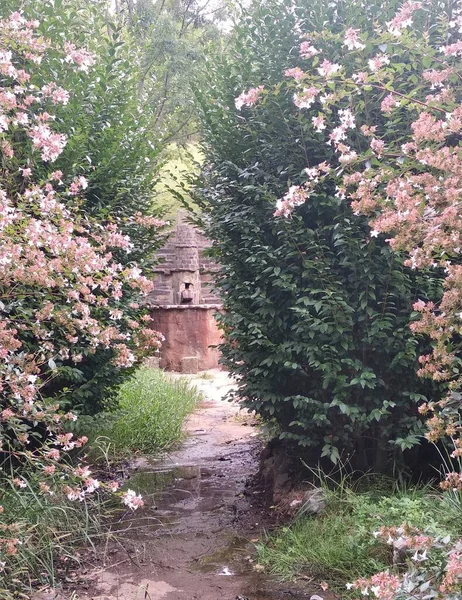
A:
29,125,66,162
41,83,70,105
338,147,358,164
352,571,400,599
387,1,422,36
299,42,319,59
1,407,15,422
411,112,446,143
1,140,14,158
317,59,341,79
352,71,368,84
370,138,385,157
422,68,452,89
343,28,365,51
84,478,100,493
14,112,28,125
284,67,304,80
0,90,17,110
294,87,318,109
329,126,347,144
440,40,462,57
39,482,53,495
13,477,27,488
50,170,63,183
441,549,462,593
312,115,326,132
121,489,144,510
69,176,88,195
339,108,355,129
368,54,390,72
0,115,9,132
64,42,95,72
381,94,400,114
361,125,377,137
275,185,309,217
234,86,264,111
64,486,84,502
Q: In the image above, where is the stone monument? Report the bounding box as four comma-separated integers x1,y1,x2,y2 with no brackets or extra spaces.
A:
148,211,222,373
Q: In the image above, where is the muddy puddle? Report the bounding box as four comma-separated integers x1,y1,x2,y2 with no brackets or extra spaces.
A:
56,370,333,600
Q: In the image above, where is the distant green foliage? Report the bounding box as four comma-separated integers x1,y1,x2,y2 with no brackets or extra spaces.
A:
108,368,201,453
195,0,446,471
121,0,226,143
155,143,203,216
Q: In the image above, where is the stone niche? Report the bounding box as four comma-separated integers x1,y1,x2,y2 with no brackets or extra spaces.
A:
147,211,222,373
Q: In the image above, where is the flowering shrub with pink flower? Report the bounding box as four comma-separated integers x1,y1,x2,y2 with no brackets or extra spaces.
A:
231,0,462,596
0,12,162,586
349,525,462,599
0,0,171,415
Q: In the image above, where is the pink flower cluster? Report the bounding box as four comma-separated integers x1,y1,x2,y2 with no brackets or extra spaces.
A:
29,124,66,161
294,86,318,109
350,571,400,600
64,42,95,72
234,86,265,111
121,489,145,510
351,526,462,597
344,28,365,51
299,41,319,59
274,162,330,217
386,1,422,36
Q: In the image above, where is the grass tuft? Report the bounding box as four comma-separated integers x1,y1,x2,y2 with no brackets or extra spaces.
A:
108,367,201,454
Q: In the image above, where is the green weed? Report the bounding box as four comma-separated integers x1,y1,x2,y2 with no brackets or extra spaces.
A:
258,477,462,592
197,371,214,380
108,367,201,454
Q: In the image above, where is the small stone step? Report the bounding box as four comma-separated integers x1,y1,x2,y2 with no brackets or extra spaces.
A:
181,356,199,373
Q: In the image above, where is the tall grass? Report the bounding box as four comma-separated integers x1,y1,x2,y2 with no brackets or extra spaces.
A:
108,367,201,453
0,480,108,598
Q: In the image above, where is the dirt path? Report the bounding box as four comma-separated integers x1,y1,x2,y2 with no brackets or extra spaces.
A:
64,370,330,600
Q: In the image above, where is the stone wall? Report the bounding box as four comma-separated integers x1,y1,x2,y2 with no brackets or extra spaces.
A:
149,305,222,373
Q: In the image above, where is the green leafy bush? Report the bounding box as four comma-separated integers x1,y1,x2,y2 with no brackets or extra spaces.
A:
195,0,445,471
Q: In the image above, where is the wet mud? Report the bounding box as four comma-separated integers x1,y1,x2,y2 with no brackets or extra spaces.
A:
48,370,334,600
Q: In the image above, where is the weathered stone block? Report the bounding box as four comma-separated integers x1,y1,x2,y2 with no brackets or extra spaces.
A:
150,305,223,372
181,356,199,374
144,356,160,369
